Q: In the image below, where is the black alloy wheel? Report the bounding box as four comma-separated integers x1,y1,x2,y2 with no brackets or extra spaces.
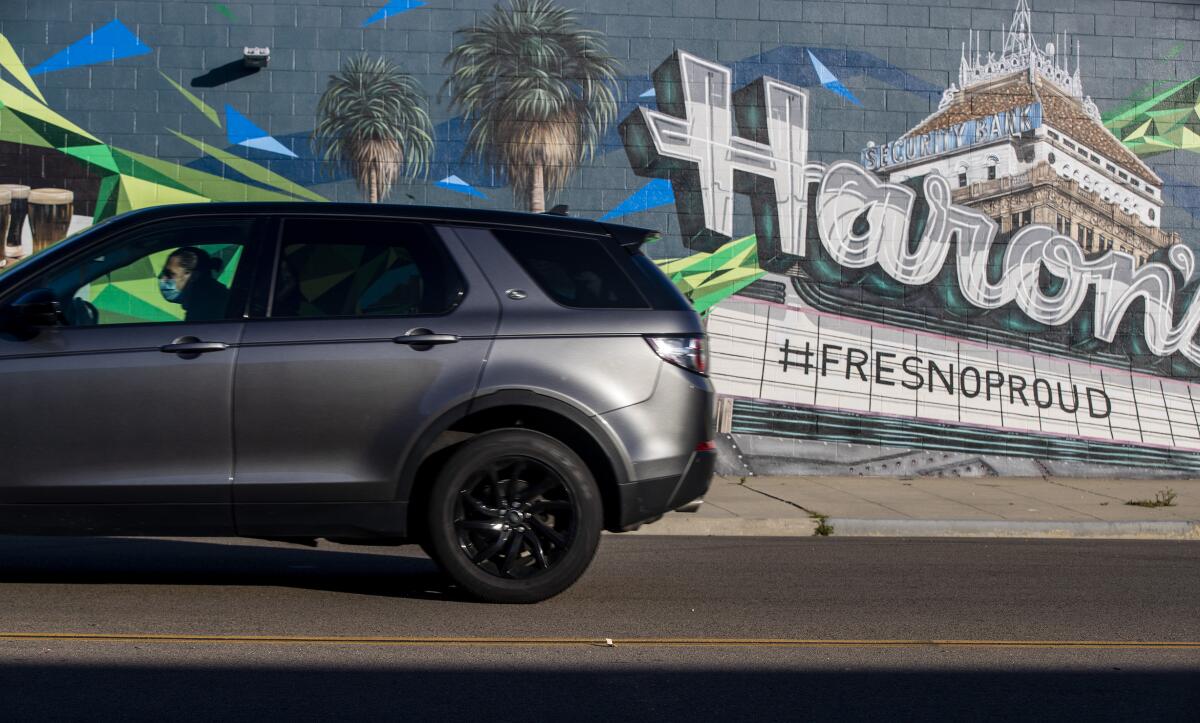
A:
425,429,603,603
454,457,576,579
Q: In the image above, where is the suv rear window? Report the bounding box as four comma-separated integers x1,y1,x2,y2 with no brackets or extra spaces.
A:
494,230,648,309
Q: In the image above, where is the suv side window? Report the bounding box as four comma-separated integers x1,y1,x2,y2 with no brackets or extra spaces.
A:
270,218,465,319
18,217,253,326
493,229,649,309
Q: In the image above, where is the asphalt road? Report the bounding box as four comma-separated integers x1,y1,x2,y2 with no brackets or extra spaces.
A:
0,535,1197,721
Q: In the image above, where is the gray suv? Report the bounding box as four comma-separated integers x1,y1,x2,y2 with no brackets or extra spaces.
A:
0,204,714,602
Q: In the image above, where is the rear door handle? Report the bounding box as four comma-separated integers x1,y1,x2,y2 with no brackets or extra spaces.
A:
393,328,460,349
161,338,230,355
393,334,459,346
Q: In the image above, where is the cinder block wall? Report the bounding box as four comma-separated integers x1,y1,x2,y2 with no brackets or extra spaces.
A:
3,0,1200,478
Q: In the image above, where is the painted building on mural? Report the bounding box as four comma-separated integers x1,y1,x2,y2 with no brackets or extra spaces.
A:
869,0,1177,265
1,0,1200,479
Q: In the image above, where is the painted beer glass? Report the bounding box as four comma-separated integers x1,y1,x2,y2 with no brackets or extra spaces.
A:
0,189,11,263
0,184,29,258
27,188,73,255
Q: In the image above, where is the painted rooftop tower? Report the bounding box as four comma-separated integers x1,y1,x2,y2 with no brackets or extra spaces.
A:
867,0,1178,264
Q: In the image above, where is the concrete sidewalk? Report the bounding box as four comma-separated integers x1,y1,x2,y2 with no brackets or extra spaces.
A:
629,475,1200,539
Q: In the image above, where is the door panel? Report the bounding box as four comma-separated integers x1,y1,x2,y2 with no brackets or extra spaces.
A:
0,215,260,531
232,219,500,506
0,323,242,505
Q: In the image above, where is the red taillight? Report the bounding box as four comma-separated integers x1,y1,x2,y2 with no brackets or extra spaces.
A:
695,440,716,452
645,335,708,376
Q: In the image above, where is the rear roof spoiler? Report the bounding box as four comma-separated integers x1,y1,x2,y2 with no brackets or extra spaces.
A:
599,222,661,251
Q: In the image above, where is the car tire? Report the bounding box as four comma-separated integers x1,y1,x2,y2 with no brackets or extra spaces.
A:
424,429,603,604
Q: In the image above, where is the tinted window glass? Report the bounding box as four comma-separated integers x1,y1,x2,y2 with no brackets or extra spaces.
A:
494,230,648,309
627,252,693,311
272,219,464,318
21,218,252,326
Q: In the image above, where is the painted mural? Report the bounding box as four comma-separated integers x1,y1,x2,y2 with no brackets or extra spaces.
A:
2,0,1200,478
312,54,433,203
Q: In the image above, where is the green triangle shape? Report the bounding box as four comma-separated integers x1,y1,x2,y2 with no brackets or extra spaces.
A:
115,177,136,213
93,174,121,222
108,150,201,196
691,270,765,314
7,106,98,149
159,72,221,129
106,254,156,283
0,107,53,147
215,246,243,287
93,285,182,324
1105,76,1200,126
110,277,181,317
118,147,302,203
168,129,325,201
61,144,120,173
0,33,47,104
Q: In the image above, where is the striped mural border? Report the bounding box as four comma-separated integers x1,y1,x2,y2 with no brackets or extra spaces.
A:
730,398,1200,471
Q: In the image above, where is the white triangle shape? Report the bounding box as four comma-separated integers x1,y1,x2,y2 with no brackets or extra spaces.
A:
238,136,298,158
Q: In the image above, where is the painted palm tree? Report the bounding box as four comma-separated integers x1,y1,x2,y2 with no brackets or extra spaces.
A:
443,0,620,212
312,55,434,203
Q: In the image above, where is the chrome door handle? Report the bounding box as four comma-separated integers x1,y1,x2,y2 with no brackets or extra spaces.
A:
161,339,230,355
393,334,459,345
393,328,460,350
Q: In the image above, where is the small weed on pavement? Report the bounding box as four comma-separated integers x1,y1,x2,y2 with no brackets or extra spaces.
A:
811,512,834,536
1126,488,1178,508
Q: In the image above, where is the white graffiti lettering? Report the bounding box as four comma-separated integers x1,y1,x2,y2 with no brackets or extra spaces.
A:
816,162,1200,365
634,51,810,256
626,52,1200,367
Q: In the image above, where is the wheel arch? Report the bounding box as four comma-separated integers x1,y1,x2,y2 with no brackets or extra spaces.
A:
399,390,634,539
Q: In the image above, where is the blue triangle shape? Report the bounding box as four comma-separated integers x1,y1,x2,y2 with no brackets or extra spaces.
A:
807,50,862,106
806,50,839,86
824,80,862,106
239,136,299,158
436,175,487,199
363,0,427,27
599,179,674,221
225,105,270,146
30,20,152,75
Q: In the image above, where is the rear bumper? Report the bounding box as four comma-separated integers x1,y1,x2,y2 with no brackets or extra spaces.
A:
613,450,715,531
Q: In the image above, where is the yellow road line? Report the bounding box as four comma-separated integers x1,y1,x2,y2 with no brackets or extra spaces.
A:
0,633,1198,649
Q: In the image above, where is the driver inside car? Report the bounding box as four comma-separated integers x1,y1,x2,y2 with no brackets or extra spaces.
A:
158,246,230,322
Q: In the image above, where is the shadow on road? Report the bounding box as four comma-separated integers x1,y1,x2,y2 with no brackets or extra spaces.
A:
1,663,1197,721
0,536,456,600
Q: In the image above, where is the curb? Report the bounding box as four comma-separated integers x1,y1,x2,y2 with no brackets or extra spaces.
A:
616,515,1200,539
827,518,1200,540
622,516,819,536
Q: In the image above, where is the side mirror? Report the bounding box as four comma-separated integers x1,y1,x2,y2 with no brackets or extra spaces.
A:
8,288,65,328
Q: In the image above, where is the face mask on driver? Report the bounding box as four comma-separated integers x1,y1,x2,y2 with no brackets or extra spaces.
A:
159,278,182,302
